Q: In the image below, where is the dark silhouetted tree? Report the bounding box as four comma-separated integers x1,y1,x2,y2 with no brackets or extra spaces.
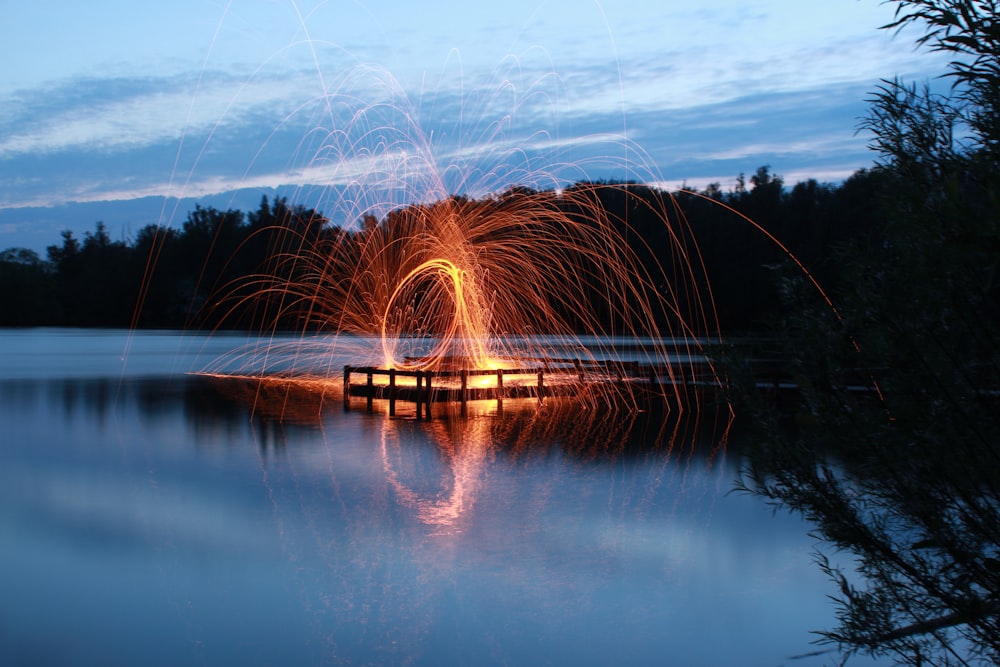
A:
739,2,1000,664
0,248,55,325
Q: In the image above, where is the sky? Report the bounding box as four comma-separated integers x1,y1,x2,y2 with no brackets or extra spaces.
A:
0,0,948,252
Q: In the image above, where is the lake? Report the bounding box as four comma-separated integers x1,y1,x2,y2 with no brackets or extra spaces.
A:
0,329,879,666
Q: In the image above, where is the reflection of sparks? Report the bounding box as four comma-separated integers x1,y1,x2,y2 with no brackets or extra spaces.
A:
380,416,492,536
372,396,732,537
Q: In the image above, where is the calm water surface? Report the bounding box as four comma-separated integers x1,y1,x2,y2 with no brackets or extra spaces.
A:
0,329,875,666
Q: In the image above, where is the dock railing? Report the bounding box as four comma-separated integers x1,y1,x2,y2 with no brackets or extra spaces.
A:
342,358,719,418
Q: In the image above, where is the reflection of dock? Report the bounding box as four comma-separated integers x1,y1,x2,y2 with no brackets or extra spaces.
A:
343,358,721,418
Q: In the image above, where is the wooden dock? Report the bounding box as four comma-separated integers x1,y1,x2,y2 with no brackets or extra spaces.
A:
343,358,721,418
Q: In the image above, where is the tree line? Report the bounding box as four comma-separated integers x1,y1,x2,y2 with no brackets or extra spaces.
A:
0,165,888,333
0,197,323,329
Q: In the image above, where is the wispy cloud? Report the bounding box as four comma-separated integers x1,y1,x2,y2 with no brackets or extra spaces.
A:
0,0,953,251
0,69,309,159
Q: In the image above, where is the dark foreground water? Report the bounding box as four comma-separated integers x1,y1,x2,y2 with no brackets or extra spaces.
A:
0,329,877,666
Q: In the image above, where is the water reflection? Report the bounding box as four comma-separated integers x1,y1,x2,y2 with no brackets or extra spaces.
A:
0,332,878,666
196,377,803,667
380,416,491,535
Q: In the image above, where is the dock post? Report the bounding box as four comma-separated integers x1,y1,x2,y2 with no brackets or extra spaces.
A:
424,371,433,419
343,366,351,409
537,370,544,404
496,368,504,412
366,371,374,413
416,372,423,420
460,369,468,416
388,368,396,416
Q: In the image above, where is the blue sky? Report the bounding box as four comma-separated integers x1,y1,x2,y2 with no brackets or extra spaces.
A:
1,0,947,252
